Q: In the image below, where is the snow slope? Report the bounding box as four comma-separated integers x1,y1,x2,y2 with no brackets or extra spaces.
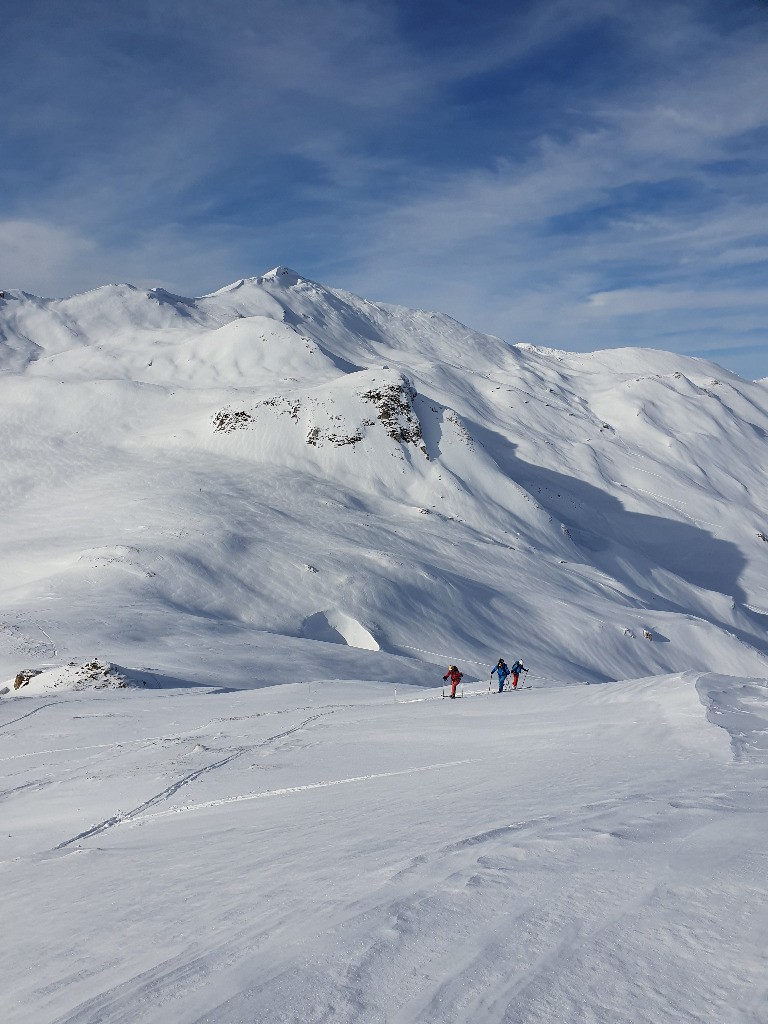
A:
2,267,768,1022
3,675,768,1023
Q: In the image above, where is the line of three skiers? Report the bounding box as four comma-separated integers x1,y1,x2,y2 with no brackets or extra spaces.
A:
442,658,527,698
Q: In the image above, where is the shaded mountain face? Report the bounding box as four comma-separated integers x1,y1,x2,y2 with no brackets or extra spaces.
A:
1,268,767,689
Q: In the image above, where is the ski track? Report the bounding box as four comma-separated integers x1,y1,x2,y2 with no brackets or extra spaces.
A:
0,778,54,802
0,703,324,762
132,758,479,825
54,748,247,849
52,708,347,849
0,700,67,731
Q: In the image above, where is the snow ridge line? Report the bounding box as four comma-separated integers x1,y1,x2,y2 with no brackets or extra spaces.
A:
133,759,480,824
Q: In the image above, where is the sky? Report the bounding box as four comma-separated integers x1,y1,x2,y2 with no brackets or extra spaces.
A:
1,0,767,379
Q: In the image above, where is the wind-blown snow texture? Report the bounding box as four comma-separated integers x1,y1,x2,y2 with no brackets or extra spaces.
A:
2,268,767,1023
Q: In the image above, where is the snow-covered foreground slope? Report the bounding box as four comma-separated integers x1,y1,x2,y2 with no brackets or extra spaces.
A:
4,674,767,1023
1,267,768,690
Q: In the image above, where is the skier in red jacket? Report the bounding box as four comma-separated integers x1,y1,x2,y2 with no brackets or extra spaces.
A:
443,665,463,698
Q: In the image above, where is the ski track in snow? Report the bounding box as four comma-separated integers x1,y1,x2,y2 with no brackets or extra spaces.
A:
0,703,325,762
0,778,54,802
54,709,338,849
54,748,247,849
131,758,479,826
0,700,68,731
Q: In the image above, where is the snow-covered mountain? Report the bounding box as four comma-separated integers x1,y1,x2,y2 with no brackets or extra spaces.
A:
2,266,768,691
4,270,768,1024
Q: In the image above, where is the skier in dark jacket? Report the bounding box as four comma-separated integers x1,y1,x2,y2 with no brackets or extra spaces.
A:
491,658,511,692
443,665,463,698
510,659,527,689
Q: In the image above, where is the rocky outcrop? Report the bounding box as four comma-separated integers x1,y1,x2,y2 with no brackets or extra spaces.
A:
212,373,429,457
360,380,428,456
14,668,41,689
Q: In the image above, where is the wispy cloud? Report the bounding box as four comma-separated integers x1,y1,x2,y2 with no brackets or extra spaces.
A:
330,3,768,377
0,220,96,293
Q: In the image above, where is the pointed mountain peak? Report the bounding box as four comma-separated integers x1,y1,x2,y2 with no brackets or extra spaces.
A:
260,267,305,286
208,267,311,296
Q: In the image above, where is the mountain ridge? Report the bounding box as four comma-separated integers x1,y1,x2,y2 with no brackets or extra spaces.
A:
2,269,767,692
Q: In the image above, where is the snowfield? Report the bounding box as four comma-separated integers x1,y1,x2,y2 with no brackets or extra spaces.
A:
4,676,767,1023
2,268,768,1022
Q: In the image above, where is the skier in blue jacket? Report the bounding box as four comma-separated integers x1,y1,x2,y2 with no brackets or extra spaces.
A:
491,658,511,692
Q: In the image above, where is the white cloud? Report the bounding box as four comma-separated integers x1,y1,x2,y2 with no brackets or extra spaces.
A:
0,220,96,295
586,287,768,315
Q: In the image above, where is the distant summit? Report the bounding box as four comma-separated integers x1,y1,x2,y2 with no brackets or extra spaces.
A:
259,266,305,286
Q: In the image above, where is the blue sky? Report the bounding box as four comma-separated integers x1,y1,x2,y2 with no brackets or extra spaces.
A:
2,0,767,378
